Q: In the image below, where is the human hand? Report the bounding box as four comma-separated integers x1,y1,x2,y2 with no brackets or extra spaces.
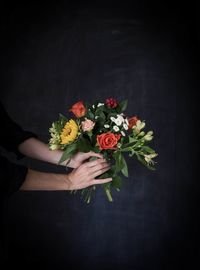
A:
65,158,112,190
67,151,104,168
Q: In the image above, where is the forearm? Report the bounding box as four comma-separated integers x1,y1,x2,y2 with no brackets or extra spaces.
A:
18,138,69,166
20,169,71,190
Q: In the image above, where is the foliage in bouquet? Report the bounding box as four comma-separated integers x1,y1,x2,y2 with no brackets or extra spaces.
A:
49,98,158,202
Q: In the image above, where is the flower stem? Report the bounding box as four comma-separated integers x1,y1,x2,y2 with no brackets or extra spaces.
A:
105,189,113,202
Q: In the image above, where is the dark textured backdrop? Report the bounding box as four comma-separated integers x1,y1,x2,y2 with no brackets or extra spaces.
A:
0,1,199,269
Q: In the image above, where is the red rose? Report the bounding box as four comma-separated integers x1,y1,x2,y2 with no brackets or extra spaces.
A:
128,116,138,129
105,98,118,108
97,132,121,150
69,101,86,118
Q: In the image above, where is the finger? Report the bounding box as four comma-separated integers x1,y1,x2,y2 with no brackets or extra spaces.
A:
91,178,112,185
86,158,107,168
90,166,111,178
84,151,103,159
89,162,110,173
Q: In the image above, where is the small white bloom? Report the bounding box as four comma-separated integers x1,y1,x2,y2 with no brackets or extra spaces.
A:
95,116,99,119
123,123,128,130
115,118,122,126
92,105,95,108
113,125,119,132
110,116,116,122
125,118,129,125
104,124,110,128
121,131,126,136
116,114,124,122
97,103,104,107
117,142,122,148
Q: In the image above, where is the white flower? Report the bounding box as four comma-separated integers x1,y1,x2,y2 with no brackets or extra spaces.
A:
97,103,104,107
144,131,153,141
104,124,110,128
136,120,145,130
116,114,124,122
113,125,119,132
110,116,116,122
92,105,95,109
125,118,129,125
115,114,124,126
144,153,158,165
121,131,126,136
115,118,122,126
133,120,146,134
123,123,128,130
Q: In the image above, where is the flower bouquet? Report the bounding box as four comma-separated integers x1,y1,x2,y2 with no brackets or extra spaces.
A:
49,98,158,202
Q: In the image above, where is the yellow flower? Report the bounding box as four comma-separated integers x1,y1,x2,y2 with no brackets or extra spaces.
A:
60,119,79,145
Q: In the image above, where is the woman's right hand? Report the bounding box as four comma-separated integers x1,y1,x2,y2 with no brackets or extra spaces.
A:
66,158,112,190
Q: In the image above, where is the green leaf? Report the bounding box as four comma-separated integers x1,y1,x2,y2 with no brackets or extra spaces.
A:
58,143,77,164
95,107,104,115
77,137,91,152
128,137,137,143
113,151,128,177
120,154,129,177
112,175,122,190
147,165,156,171
135,153,155,170
113,151,123,172
119,99,128,112
58,114,68,128
136,153,147,166
129,150,135,157
141,146,155,154
99,111,106,120
87,110,94,120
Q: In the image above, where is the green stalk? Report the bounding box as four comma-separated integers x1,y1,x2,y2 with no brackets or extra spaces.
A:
105,189,113,202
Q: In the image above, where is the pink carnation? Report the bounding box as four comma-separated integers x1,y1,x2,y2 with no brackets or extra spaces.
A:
81,118,95,132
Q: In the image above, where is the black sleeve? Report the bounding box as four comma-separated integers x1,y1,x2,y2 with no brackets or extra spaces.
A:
0,156,28,196
0,101,37,158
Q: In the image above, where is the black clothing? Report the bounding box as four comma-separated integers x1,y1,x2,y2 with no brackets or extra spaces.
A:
0,101,37,196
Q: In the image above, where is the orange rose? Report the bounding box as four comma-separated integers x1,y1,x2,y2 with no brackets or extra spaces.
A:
69,101,86,118
128,116,138,129
97,132,121,150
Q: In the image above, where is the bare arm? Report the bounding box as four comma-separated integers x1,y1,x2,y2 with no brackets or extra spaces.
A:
20,169,69,190
20,158,112,191
18,137,104,168
18,137,65,165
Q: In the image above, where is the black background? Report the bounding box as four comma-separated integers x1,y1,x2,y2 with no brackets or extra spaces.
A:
0,1,199,269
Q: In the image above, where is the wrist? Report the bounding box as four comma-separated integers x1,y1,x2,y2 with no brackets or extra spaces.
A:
64,173,73,190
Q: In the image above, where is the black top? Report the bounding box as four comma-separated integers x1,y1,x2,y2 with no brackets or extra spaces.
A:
0,101,37,196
